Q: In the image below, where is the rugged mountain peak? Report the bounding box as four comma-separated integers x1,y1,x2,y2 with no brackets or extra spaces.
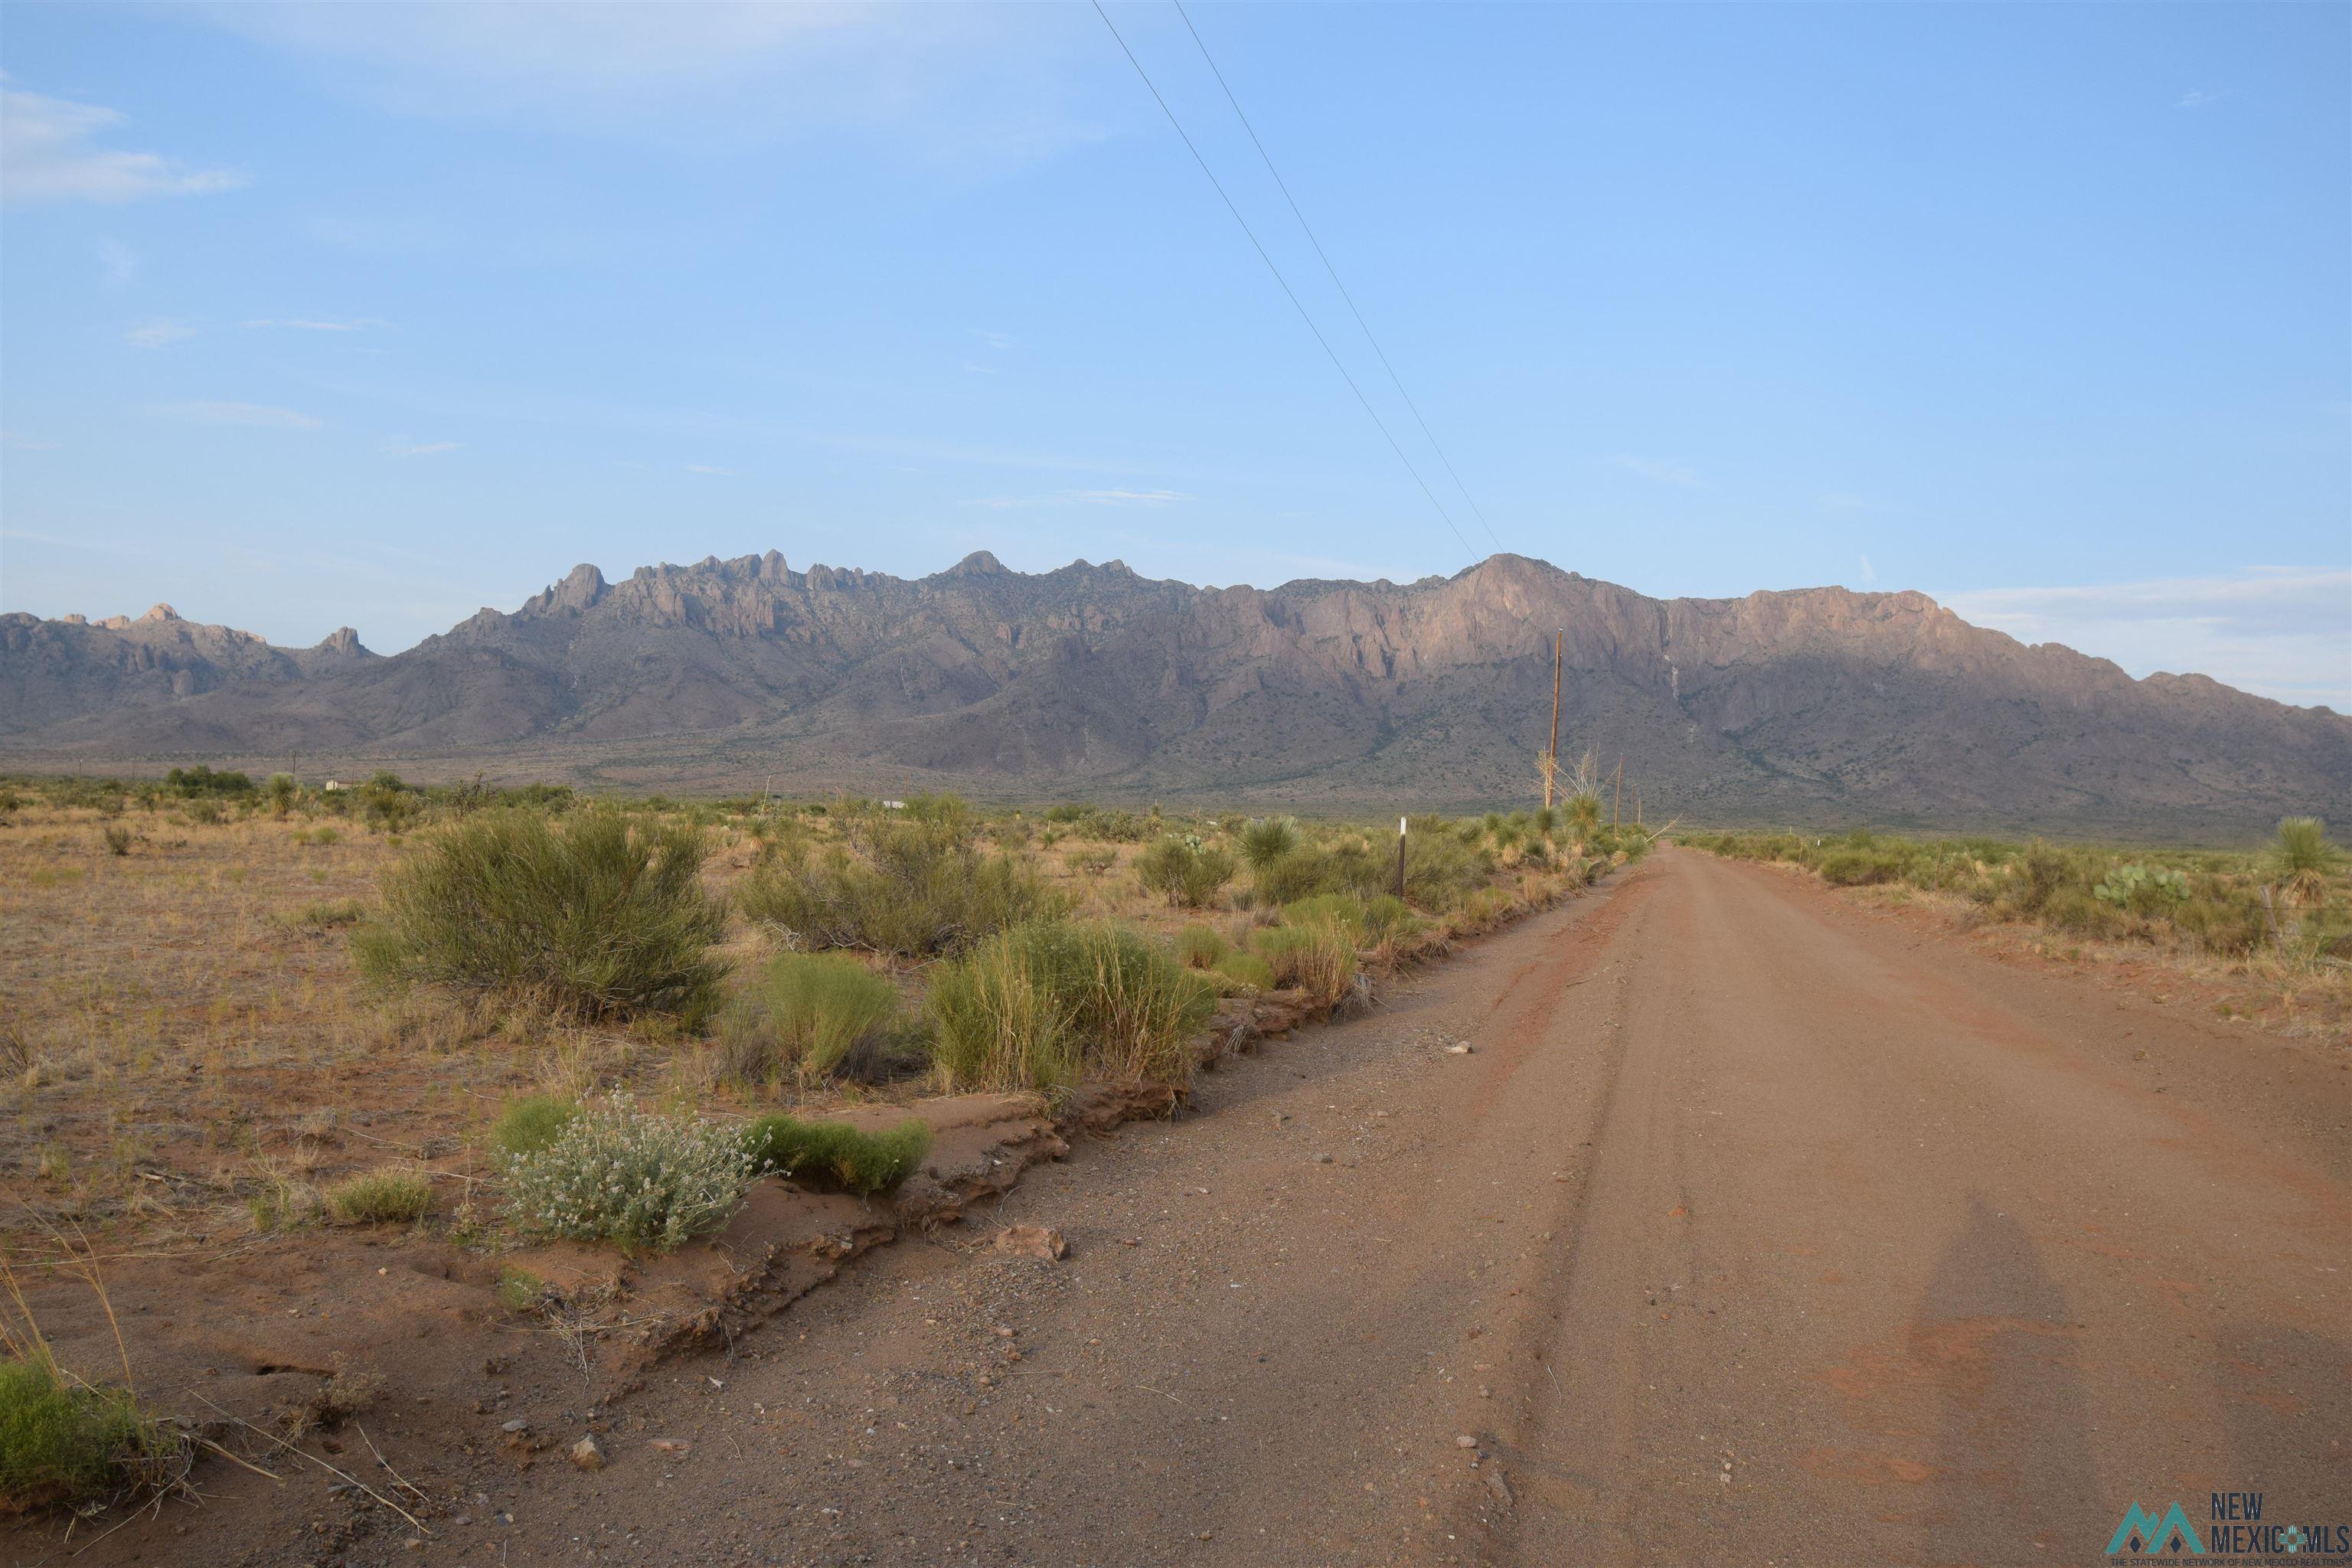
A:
313,627,369,657
945,550,1005,577
142,603,181,623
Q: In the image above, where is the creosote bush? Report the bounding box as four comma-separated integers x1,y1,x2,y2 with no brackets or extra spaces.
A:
500,1093,751,1253
354,808,727,1022
1135,835,1236,909
740,1115,932,1197
738,803,1057,957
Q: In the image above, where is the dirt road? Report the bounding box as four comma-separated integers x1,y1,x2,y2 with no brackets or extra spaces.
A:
76,849,2352,1566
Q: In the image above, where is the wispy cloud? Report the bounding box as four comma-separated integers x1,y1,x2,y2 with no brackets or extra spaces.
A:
384,440,461,456
2177,89,2224,109
2,87,247,203
94,238,137,285
1608,455,1700,488
124,321,197,351
154,401,322,430
973,330,1014,350
1939,566,2352,710
966,487,1191,510
1856,554,1877,586
1072,488,1187,506
1,430,60,452
241,317,392,332
684,463,737,476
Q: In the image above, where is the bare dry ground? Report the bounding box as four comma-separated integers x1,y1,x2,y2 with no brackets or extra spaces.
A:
11,845,2347,1566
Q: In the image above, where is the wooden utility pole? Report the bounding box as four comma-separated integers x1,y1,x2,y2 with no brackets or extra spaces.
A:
1614,756,1624,828
1544,631,1562,808
1634,782,1642,827
1395,815,1408,898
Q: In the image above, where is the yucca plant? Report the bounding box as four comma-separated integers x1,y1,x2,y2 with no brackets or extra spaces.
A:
2271,817,2340,906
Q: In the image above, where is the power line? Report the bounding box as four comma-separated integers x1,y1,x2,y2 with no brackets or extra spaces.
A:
1088,0,1477,561
1172,0,1504,554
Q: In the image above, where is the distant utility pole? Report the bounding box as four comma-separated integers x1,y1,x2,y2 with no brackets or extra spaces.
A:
1614,756,1624,829
1634,782,1642,828
1544,631,1562,808
1395,815,1408,898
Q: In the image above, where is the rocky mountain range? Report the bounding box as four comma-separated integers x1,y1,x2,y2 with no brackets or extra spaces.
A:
2,551,2344,836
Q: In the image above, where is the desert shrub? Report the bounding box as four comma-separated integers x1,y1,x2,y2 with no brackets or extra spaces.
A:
0,1354,179,1514
1283,892,1368,936
929,921,1215,1090
926,933,1079,1091
490,1095,580,1161
100,825,131,857
1214,951,1276,991
500,1093,750,1252
325,1167,433,1225
266,773,299,818
1240,817,1298,869
1174,924,1228,969
738,809,1057,957
354,808,726,1021
1135,835,1236,909
740,1115,931,1197
2039,885,2123,937
722,952,900,1086
2174,885,2270,956
1816,849,1901,887
1403,819,1491,908
182,799,224,826
1063,847,1116,879
1250,923,1358,1008
2007,839,2076,916
165,764,253,798
2272,817,2341,905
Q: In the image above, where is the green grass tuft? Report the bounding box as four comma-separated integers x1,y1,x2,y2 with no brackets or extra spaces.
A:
740,1115,932,1197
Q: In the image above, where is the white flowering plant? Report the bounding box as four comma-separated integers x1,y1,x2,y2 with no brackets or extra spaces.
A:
500,1092,752,1253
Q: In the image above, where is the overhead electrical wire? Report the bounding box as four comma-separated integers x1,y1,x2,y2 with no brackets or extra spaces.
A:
1088,0,1478,561
1171,0,1504,554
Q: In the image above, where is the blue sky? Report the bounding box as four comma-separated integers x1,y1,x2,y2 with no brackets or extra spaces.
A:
3,2,2347,706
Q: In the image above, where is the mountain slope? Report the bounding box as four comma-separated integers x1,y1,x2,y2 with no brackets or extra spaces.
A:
2,552,2343,835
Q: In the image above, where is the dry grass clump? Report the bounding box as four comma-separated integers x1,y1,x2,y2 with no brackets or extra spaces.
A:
929,920,1216,1091
1249,923,1359,1009
717,952,902,1088
355,808,727,1022
324,1166,434,1225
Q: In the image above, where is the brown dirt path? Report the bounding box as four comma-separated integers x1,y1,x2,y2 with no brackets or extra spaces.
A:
41,849,2352,1566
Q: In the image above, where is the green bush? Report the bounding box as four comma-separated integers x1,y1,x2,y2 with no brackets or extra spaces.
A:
492,1095,579,1160
1816,849,1901,887
738,809,1057,957
722,952,900,1086
1213,950,1276,991
1173,924,1228,969
501,1093,750,1253
165,763,253,798
929,921,1215,1090
740,1115,932,1197
354,809,727,1021
1135,835,1236,908
0,1354,178,1514
325,1167,434,1225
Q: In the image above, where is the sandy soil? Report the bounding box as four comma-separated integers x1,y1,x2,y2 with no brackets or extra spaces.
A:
17,848,2349,1566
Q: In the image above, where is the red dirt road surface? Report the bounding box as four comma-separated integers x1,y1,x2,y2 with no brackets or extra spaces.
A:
51,849,2352,1566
